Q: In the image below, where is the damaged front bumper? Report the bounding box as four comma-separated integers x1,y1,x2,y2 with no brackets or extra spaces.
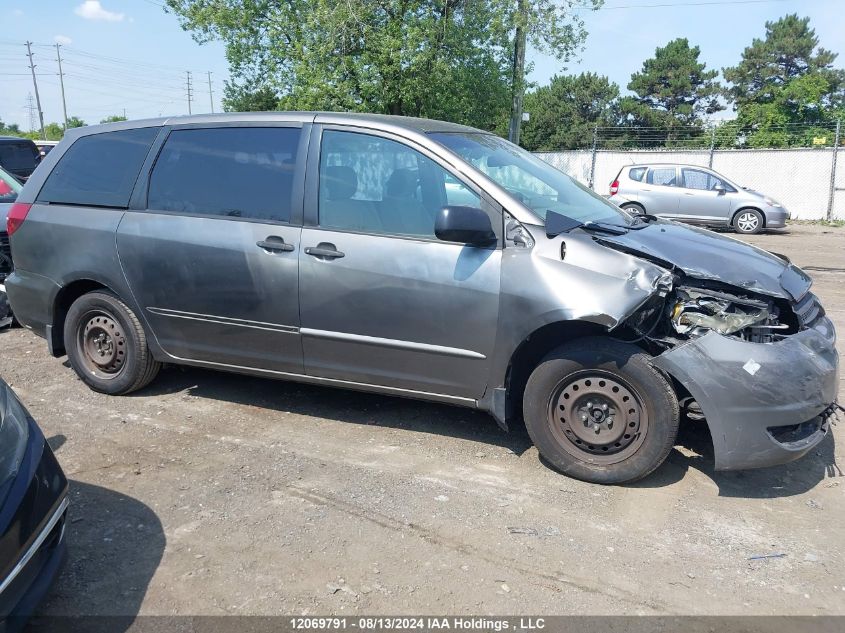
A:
654,316,839,471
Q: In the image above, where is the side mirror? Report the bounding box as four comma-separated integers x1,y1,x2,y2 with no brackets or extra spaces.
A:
714,184,726,194
435,206,497,246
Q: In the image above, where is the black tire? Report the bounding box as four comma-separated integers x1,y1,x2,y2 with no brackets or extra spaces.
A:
733,208,764,234
523,337,679,484
64,291,160,395
621,202,645,216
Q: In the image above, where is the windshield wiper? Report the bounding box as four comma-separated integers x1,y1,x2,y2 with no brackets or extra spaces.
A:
581,221,629,235
546,211,629,237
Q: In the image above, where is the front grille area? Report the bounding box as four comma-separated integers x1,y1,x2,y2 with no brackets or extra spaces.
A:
793,292,822,328
0,231,11,282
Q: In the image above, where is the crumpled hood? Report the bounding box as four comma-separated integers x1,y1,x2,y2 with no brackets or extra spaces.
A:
594,220,811,301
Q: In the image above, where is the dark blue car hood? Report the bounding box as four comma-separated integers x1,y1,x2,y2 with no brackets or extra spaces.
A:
593,221,811,301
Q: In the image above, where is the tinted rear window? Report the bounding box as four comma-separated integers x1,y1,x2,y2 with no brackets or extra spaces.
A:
37,127,159,207
0,142,39,171
147,127,301,223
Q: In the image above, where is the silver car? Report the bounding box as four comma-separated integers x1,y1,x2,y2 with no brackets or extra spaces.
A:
5,114,838,484
610,163,790,234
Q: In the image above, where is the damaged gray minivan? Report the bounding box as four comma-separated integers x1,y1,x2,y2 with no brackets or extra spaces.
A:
5,113,839,483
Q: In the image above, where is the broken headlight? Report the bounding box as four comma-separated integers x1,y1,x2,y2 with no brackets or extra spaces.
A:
671,288,785,341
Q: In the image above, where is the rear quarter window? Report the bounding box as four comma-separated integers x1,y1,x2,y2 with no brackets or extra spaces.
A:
628,167,646,182
37,127,160,207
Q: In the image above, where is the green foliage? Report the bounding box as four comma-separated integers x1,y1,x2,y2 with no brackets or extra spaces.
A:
619,38,722,145
222,85,280,112
166,0,598,131
723,14,844,147
67,116,86,129
100,115,128,124
521,73,619,150
43,123,65,141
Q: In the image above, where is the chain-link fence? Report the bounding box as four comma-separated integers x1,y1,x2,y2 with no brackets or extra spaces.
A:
534,121,844,220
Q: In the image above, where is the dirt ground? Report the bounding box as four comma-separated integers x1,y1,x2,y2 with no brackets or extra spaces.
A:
1,223,844,617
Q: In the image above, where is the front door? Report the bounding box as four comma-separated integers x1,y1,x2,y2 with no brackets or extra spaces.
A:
117,124,306,373
298,128,501,399
676,167,732,224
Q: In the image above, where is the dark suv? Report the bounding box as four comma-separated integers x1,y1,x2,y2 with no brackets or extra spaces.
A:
4,114,839,484
0,138,40,183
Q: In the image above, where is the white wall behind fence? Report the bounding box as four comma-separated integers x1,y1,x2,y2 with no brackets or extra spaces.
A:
536,148,844,221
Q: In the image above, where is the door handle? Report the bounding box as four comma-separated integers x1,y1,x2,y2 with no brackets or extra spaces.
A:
305,243,345,260
257,236,295,253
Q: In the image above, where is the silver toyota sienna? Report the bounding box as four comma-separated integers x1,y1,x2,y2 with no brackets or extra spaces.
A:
5,113,839,484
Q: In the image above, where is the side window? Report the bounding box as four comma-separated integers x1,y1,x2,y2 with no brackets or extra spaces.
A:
683,169,712,190
647,167,677,187
148,127,301,223
682,168,729,191
628,167,646,182
318,130,481,237
443,173,479,207
37,128,159,207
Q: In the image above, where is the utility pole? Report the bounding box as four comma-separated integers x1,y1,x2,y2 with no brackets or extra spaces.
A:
185,71,194,115
55,43,69,130
25,42,46,140
507,0,528,146
207,71,214,113
827,118,841,221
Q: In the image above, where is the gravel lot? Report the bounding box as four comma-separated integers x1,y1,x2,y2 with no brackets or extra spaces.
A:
2,223,844,617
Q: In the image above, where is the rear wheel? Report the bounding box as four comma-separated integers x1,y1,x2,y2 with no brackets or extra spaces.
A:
523,337,679,484
621,202,645,216
64,291,160,395
733,208,763,234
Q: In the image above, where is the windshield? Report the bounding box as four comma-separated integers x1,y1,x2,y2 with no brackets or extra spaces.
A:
429,132,633,226
0,167,21,203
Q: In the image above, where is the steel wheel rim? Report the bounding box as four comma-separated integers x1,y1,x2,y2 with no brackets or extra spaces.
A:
547,370,649,465
77,310,127,379
737,212,759,232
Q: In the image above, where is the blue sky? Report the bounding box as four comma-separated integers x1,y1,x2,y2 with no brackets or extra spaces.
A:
1,0,843,130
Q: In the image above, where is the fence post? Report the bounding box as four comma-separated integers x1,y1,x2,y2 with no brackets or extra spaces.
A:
708,126,716,168
588,123,598,190
828,119,841,221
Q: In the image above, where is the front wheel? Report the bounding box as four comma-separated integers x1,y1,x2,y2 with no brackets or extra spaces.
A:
64,291,161,395
733,209,764,234
523,337,679,484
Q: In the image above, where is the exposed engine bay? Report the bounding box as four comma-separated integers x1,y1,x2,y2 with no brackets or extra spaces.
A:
616,277,810,350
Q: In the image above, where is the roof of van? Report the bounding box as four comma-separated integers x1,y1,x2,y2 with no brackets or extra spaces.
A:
0,136,37,143
63,112,484,139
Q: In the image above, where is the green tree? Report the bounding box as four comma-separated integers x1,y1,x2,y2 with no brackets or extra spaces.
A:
0,120,23,136
66,116,86,129
723,14,844,147
165,0,599,131
100,115,128,124
619,38,723,145
43,123,61,140
222,85,281,112
521,73,619,150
